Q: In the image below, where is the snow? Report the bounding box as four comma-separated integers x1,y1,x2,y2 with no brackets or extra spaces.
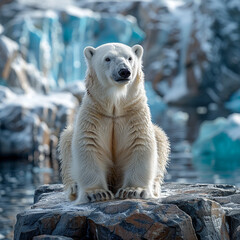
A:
163,73,188,103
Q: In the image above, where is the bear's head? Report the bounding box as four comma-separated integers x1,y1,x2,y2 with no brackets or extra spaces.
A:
84,43,143,90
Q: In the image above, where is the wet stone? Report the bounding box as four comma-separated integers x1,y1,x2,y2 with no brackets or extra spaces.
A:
14,183,240,240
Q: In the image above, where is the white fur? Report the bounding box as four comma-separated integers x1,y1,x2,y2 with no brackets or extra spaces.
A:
59,43,170,204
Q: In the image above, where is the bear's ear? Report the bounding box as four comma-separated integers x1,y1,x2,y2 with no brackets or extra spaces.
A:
132,45,143,59
84,46,96,61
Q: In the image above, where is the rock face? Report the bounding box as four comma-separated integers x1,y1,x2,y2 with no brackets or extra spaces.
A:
79,0,240,106
14,183,240,240
2,0,240,106
0,85,83,160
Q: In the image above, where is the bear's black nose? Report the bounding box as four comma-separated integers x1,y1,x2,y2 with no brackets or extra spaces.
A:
118,68,131,79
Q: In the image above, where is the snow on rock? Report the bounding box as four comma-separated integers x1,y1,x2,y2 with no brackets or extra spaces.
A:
79,0,240,106
0,35,49,93
0,85,16,103
0,89,79,159
192,114,240,170
59,81,85,104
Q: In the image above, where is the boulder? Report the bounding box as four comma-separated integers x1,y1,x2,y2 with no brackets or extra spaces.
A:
0,90,78,160
14,183,240,240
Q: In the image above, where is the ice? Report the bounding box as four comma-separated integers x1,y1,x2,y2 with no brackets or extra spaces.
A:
225,89,240,113
4,6,145,88
192,114,240,170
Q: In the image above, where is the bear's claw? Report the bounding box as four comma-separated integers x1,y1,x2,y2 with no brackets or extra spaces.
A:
115,187,150,199
85,189,114,202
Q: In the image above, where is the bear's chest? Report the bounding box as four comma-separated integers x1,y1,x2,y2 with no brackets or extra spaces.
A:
97,117,131,162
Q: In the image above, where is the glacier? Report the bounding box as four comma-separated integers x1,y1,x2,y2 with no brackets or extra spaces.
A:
192,114,240,170
3,6,145,88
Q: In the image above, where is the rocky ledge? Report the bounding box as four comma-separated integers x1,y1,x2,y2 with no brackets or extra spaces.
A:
14,183,240,240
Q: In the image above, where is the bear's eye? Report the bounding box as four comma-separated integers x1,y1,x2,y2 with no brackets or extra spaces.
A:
105,57,111,62
128,57,132,61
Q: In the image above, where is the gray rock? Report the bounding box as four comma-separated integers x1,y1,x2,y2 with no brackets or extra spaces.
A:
33,235,73,240
226,208,240,240
59,81,85,104
163,196,229,240
0,91,78,159
14,183,240,240
0,85,16,103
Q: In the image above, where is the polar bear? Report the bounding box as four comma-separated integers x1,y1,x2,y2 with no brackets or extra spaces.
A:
59,43,170,204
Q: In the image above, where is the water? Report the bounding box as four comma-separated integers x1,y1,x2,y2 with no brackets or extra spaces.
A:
161,107,240,186
0,160,60,239
0,106,240,239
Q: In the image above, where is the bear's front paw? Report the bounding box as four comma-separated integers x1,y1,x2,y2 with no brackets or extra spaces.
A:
76,189,114,204
67,184,78,201
115,187,151,199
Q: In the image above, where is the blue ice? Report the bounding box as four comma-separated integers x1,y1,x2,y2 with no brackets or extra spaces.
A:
225,89,240,113
5,8,145,88
145,81,167,122
192,114,240,170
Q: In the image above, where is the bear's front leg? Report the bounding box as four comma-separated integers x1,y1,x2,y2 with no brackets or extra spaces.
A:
115,147,157,200
71,147,114,204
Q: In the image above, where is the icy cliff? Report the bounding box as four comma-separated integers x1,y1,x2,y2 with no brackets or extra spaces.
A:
2,5,145,88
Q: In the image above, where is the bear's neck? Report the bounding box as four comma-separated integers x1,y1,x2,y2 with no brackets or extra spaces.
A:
86,72,147,118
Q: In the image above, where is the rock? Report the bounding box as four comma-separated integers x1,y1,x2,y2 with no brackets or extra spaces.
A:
15,187,197,240
163,196,229,239
59,81,85,104
227,209,240,240
0,35,49,93
14,183,240,239
192,114,240,170
34,184,64,203
78,0,240,106
33,235,73,240
2,0,240,106
0,91,78,159
0,85,16,103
